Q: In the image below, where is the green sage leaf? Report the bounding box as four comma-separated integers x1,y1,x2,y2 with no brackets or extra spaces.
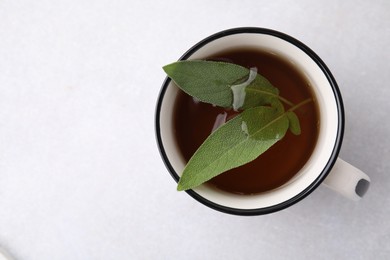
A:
177,106,290,191
286,111,301,135
163,60,282,110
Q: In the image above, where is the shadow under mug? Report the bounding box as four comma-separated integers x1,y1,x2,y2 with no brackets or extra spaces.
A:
155,27,370,216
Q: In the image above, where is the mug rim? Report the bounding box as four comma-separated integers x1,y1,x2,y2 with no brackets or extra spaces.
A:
155,27,345,216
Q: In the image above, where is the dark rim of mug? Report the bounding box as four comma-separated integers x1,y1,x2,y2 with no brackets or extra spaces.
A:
155,27,345,216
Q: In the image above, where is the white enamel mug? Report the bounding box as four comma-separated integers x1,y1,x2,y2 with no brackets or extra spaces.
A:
155,28,370,215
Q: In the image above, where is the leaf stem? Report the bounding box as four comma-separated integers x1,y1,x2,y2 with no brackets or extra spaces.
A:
278,96,295,107
288,98,313,112
247,89,295,107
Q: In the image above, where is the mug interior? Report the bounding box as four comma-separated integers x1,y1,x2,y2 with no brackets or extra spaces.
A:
156,28,343,215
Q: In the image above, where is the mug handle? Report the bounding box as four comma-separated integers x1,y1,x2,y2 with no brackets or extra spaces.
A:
322,158,370,200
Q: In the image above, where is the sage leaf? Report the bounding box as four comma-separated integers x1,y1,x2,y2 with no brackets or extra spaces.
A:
177,106,290,191
286,111,301,135
163,60,282,110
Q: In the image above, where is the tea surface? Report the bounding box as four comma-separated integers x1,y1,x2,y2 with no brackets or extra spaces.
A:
173,48,319,194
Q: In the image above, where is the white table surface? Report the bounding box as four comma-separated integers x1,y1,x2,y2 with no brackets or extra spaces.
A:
0,0,389,259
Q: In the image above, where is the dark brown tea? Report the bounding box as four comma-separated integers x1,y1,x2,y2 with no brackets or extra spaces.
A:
173,48,320,195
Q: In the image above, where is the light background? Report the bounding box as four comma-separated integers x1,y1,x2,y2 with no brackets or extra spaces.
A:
0,0,389,259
